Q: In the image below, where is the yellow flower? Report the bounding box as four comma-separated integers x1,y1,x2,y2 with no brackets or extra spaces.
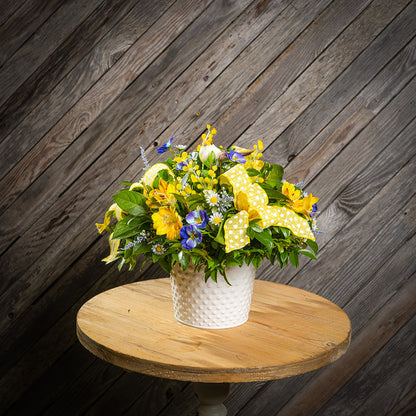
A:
148,179,176,206
292,194,319,217
282,181,301,201
152,206,183,239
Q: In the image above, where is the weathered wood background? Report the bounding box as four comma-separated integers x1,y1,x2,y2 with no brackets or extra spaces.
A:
0,0,415,414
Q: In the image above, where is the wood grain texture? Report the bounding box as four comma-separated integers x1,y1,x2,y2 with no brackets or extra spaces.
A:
0,0,104,107
0,0,143,141
77,279,351,383
1,0,415,414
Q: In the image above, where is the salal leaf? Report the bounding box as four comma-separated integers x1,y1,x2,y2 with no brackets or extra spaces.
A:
254,228,273,254
246,168,260,177
289,250,299,267
299,249,317,260
267,164,284,187
306,239,319,254
178,250,191,270
112,190,146,216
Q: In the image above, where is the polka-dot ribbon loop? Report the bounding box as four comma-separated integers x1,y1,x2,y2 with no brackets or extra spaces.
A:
224,211,250,253
221,166,315,253
142,163,173,187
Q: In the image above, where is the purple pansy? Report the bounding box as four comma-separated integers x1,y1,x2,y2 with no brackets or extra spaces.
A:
175,158,190,170
186,209,208,229
226,150,246,164
157,137,173,154
180,225,202,250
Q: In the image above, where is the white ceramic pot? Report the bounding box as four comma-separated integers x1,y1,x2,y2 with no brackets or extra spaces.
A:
170,263,256,329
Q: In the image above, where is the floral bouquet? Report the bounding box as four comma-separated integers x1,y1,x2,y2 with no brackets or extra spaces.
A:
96,125,319,283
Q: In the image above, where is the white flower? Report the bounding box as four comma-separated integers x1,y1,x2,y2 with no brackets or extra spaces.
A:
209,211,223,226
199,144,222,162
204,190,220,207
151,244,165,255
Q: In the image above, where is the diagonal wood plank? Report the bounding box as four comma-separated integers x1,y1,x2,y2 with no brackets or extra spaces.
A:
352,351,416,416
268,11,416,168
0,0,210,197
315,314,416,416
0,0,105,106
385,385,416,416
239,0,415,155
0,0,145,140
0,0,24,26
0,0,62,67
209,0,374,147
260,76,416,285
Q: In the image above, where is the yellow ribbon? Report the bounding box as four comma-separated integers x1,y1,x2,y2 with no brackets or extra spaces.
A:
102,232,120,264
95,203,124,233
220,165,315,253
142,163,173,187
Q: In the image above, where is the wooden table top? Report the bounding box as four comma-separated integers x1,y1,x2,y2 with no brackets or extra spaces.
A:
76,279,351,383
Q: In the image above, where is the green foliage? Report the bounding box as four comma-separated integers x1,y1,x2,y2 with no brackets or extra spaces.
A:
112,190,146,216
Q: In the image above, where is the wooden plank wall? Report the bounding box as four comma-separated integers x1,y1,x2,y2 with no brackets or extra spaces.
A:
0,0,415,414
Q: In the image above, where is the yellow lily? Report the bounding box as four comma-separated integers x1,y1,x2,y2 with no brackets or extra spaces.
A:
292,193,319,218
152,206,182,239
147,178,176,207
282,181,301,201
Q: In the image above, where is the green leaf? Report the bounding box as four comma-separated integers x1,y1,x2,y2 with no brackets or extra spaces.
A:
112,216,150,239
187,194,205,211
279,227,291,239
128,256,136,271
118,257,126,271
253,228,273,254
113,220,138,239
246,168,260,177
268,164,284,187
178,250,191,270
158,169,170,182
246,226,255,239
192,248,209,258
289,250,299,267
152,176,160,189
251,224,263,233
252,255,263,268
249,218,262,226
208,151,216,165
112,190,146,216
158,255,172,273
299,249,317,260
306,239,319,254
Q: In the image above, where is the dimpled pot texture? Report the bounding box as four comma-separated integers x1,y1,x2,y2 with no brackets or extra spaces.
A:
170,263,256,329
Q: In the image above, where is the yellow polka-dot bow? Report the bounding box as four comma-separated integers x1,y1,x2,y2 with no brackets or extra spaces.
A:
220,165,315,253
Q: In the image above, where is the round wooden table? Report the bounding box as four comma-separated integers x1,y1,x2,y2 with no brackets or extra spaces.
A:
77,279,351,415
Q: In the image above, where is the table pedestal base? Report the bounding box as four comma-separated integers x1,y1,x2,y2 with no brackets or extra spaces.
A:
194,383,231,416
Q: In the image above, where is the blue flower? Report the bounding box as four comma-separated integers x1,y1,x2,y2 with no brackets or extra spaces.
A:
157,137,173,154
180,225,202,249
226,150,246,164
311,203,318,216
175,159,189,170
186,209,208,229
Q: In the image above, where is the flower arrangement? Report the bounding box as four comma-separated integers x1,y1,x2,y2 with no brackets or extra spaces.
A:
96,125,319,282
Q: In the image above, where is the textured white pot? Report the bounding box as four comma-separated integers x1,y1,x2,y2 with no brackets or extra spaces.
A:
170,263,256,329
